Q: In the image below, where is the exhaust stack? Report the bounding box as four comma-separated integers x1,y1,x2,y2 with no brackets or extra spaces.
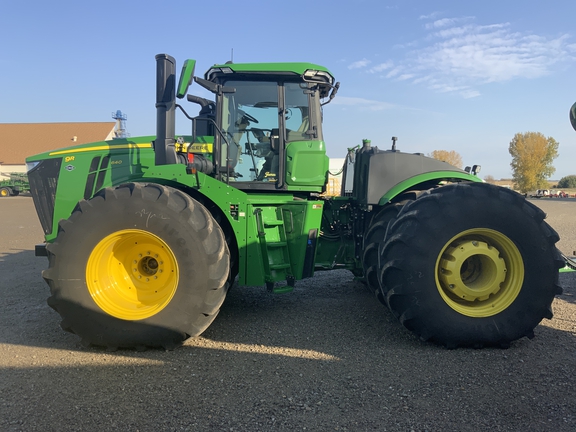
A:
154,54,178,165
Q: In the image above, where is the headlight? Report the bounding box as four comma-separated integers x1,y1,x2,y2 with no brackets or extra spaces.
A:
26,161,41,172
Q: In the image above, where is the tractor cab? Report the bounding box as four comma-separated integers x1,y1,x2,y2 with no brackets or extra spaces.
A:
173,57,337,192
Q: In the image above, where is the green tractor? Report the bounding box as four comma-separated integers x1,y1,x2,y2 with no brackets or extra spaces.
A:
26,54,563,350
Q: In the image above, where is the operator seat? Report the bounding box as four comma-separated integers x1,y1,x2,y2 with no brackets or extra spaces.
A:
257,129,280,181
286,116,309,142
222,115,250,174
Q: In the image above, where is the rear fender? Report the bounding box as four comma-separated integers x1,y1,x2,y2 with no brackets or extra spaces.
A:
378,171,482,205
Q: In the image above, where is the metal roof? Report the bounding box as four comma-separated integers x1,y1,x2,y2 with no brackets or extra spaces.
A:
0,122,115,164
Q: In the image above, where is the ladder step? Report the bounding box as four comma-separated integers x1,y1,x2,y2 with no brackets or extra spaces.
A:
264,220,284,227
269,263,291,270
267,241,287,248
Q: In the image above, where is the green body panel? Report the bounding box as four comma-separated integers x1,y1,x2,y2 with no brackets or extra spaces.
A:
28,137,156,241
27,135,328,287
242,197,324,286
285,141,329,187
378,171,483,205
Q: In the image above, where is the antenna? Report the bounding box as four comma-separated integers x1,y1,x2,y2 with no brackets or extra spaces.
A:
112,110,128,139
231,48,234,63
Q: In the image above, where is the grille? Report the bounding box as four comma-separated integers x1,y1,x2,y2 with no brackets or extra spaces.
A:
28,158,62,235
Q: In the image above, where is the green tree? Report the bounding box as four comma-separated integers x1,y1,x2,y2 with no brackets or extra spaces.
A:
509,132,559,193
557,175,576,188
428,150,463,168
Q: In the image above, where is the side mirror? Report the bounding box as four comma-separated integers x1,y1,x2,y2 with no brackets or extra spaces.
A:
570,102,576,132
176,59,196,99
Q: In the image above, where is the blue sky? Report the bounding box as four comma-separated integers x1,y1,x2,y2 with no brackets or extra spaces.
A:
2,0,575,180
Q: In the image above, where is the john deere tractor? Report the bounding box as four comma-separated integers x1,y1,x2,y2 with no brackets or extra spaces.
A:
26,54,563,350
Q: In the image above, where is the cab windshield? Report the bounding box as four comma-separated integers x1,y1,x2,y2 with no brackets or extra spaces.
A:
220,80,316,182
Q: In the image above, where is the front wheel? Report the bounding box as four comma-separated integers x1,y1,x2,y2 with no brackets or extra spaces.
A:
379,182,563,348
43,183,230,349
0,187,11,197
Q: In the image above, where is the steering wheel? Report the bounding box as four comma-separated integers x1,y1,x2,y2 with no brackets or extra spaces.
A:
238,109,259,124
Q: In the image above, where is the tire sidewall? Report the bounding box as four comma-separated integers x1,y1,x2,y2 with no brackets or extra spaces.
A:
50,184,227,343
383,183,558,344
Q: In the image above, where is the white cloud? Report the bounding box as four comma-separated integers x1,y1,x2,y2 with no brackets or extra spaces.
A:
332,96,396,111
354,16,576,98
425,18,456,29
460,89,481,99
415,25,569,84
425,16,474,30
348,58,371,69
386,67,403,78
368,61,394,73
419,12,441,20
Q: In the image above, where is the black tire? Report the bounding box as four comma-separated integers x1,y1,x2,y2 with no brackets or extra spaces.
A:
379,182,563,348
362,203,404,302
192,192,239,289
0,187,12,197
43,183,230,349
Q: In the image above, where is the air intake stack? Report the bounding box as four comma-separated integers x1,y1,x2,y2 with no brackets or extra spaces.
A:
154,54,178,165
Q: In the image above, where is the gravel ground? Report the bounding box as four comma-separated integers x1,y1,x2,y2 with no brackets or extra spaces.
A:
0,196,575,431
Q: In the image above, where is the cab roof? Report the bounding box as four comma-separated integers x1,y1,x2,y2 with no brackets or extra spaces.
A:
205,62,335,87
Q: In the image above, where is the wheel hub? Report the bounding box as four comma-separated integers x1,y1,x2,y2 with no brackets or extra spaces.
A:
438,240,506,301
435,229,524,318
86,229,179,320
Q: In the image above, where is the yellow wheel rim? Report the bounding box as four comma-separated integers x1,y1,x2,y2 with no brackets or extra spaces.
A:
0,189,8,197
86,229,179,320
435,228,524,318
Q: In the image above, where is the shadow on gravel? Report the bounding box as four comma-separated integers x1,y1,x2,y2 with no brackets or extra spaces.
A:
0,246,413,356
1,246,574,356
559,272,576,305
2,252,576,431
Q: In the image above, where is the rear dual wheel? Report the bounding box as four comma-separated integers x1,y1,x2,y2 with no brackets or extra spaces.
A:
362,203,405,303
43,183,230,349
379,182,563,348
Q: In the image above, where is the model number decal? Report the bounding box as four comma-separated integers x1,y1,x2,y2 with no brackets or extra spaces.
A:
65,156,75,162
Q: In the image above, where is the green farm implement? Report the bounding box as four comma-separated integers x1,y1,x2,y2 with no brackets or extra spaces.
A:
0,172,30,197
